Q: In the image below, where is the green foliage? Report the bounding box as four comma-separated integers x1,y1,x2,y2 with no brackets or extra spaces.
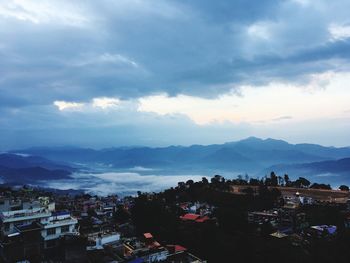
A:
339,185,349,191
114,205,131,223
128,175,350,263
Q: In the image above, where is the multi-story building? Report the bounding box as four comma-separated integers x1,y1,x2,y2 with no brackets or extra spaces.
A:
0,198,54,237
41,211,79,248
0,197,78,261
86,231,121,250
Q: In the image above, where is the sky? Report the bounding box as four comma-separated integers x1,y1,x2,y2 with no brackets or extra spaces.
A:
1,0,350,149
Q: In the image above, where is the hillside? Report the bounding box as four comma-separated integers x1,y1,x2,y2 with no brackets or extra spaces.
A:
0,166,71,183
0,153,74,171
0,153,73,183
265,157,350,185
11,137,350,175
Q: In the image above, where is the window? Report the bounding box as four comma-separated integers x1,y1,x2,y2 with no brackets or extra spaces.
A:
47,228,56,236
61,225,70,233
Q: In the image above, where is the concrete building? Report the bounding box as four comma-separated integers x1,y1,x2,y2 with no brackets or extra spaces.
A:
41,211,79,248
87,232,121,250
0,198,78,261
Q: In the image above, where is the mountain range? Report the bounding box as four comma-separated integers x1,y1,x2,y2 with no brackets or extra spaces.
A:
6,137,350,182
0,153,73,184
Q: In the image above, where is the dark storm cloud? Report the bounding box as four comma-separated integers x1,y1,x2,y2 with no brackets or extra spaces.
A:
1,0,350,105
1,0,350,148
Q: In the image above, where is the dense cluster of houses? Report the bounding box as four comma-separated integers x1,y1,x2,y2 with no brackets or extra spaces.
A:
247,189,350,244
86,231,205,263
0,188,207,262
4,182,348,262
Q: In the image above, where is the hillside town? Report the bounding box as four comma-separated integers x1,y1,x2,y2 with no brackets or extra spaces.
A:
1,173,350,262
0,186,209,262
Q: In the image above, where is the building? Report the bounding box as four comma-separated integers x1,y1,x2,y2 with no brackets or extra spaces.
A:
0,198,54,237
229,185,350,203
180,213,211,223
248,210,279,225
309,225,337,237
87,232,121,250
122,234,169,262
41,211,79,248
0,197,78,262
166,245,207,263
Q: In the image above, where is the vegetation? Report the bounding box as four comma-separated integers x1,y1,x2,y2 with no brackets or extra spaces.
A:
129,173,350,263
339,185,349,191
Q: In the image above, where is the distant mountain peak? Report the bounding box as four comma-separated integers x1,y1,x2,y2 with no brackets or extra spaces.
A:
241,136,263,142
224,136,262,145
226,137,290,147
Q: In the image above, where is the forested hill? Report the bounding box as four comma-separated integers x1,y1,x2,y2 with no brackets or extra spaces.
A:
11,137,350,176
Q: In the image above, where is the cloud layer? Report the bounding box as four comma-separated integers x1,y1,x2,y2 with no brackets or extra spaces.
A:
1,0,350,148
44,172,208,196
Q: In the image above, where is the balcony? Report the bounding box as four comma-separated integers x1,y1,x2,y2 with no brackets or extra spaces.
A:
42,217,78,229
1,211,51,223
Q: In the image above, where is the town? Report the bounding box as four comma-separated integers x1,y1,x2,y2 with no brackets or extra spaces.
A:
1,172,350,262
0,185,209,262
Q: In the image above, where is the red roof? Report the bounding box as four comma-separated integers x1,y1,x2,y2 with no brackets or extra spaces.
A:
166,244,187,253
180,213,200,221
143,232,153,239
195,216,210,223
174,245,187,252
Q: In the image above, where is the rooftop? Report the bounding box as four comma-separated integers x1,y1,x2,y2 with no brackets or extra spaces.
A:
143,232,153,239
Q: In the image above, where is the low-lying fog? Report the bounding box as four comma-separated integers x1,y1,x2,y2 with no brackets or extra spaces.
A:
37,166,347,196
41,172,210,196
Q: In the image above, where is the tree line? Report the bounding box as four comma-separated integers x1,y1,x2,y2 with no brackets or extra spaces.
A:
213,172,350,191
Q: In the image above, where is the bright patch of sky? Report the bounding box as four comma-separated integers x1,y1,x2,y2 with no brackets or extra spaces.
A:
53,101,84,111
329,23,350,41
138,71,350,125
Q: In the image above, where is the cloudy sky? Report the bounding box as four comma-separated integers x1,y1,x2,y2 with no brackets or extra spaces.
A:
1,0,350,149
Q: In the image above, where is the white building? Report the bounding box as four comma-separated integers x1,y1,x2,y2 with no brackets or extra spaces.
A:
86,232,121,250
0,198,78,248
41,211,79,248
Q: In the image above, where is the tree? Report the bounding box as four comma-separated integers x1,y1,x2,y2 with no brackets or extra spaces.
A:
339,185,349,191
294,177,311,188
114,205,131,223
270,172,278,186
202,177,209,185
284,174,290,187
244,174,249,182
178,182,186,189
211,175,225,189
212,174,223,183
249,178,260,186
186,179,194,186
277,176,284,186
264,177,272,186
